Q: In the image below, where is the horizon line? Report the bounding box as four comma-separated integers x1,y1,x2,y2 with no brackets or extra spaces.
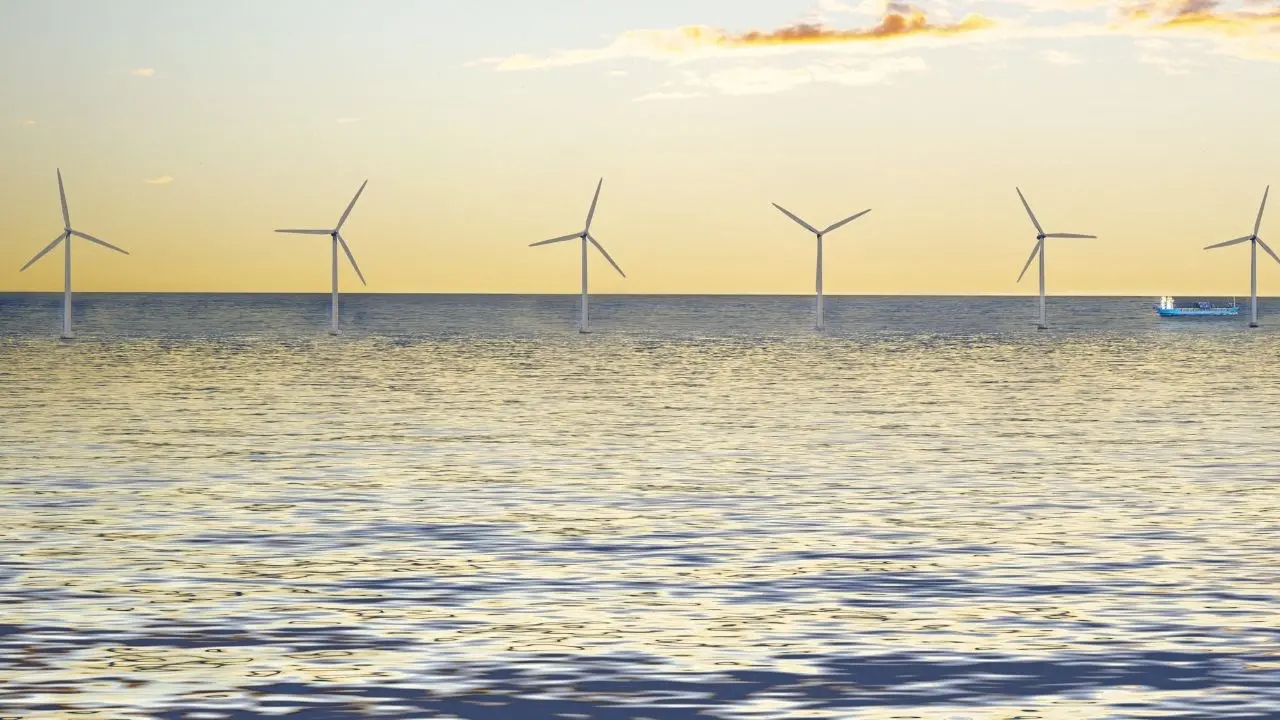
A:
0,291,1267,298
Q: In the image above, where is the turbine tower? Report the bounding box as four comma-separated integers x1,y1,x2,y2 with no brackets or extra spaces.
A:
19,169,129,339
1015,188,1096,330
771,203,871,331
530,178,626,333
1205,186,1276,328
275,180,369,335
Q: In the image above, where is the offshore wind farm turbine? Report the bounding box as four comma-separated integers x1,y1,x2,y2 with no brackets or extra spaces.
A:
275,180,368,335
1014,188,1096,330
771,203,871,331
19,169,129,339
1205,186,1276,328
530,179,626,333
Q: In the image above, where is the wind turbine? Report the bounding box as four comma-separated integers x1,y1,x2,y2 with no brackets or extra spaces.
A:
1014,188,1096,330
1205,186,1276,328
275,180,369,335
19,169,129,339
771,203,871,331
529,178,626,333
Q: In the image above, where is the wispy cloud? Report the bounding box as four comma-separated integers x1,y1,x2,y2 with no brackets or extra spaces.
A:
19,119,36,127
1152,8,1280,39
1133,37,1204,72
628,54,928,99
968,0,1280,42
685,55,928,95
812,0,864,16
1110,1,1280,60
811,0,950,20
1041,48,1084,63
1113,0,1280,35
144,175,174,185
130,67,156,78
476,10,997,71
985,0,1114,13
634,90,706,102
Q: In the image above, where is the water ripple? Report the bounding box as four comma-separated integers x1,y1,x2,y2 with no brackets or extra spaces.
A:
1,295,1278,717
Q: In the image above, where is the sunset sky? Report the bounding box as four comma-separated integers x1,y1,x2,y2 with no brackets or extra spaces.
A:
2,0,1278,295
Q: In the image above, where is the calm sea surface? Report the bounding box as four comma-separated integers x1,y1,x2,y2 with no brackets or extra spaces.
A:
1,294,1278,719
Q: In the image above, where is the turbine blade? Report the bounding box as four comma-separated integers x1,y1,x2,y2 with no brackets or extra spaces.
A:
1017,239,1043,283
337,233,366,286
57,169,70,228
584,178,603,233
1204,236,1252,250
335,180,368,232
1256,185,1269,237
20,232,66,272
1043,233,1096,239
587,233,625,278
530,232,581,247
823,209,871,235
70,230,128,255
275,229,334,235
1016,187,1043,235
1257,237,1280,266
772,203,819,235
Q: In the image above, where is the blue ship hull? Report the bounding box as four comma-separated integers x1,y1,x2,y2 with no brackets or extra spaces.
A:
1154,306,1239,317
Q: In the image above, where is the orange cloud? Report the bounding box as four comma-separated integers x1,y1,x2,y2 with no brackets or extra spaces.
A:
1118,0,1218,20
1106,0,1280,61
481,11,998,71
1158,8,1280,32
718,12,997,47
1116,0,1280,34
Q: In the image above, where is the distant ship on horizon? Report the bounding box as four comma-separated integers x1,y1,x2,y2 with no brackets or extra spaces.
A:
1154,296,1240,317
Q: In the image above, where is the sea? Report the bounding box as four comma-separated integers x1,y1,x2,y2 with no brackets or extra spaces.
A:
1,294,1278,719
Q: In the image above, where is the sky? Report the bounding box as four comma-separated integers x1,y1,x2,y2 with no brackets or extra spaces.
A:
1,0,1279,295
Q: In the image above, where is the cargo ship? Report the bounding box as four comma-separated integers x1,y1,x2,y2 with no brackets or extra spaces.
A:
1153,296,1240,317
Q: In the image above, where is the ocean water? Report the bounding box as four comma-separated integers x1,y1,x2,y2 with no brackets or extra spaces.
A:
1,293,1278,719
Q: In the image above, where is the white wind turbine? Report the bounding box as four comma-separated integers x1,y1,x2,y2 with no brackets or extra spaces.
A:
275,180,369,335
529,178,626,333
771,202,871,331
1205,186,1276,328
19,169,129,339
1014,188,1096,330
